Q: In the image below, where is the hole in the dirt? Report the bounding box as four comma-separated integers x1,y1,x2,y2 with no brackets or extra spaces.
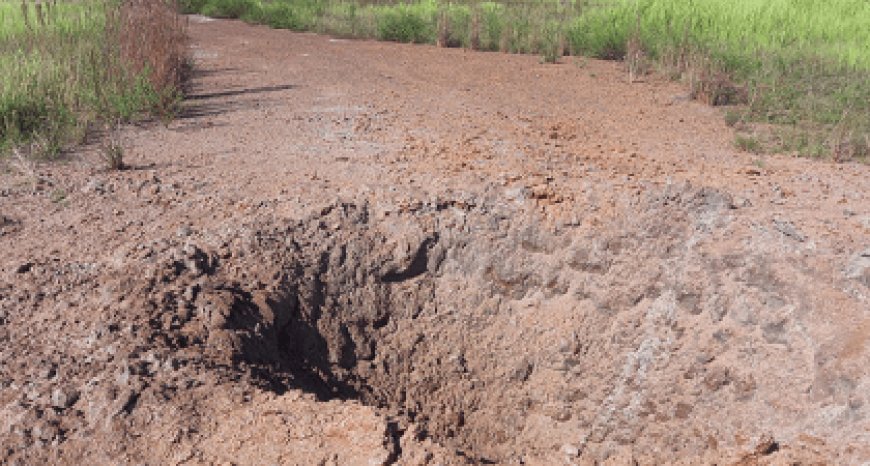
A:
223,227,499,460
207,188,746,462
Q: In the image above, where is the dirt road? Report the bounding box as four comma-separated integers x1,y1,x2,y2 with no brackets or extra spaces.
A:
1,16,869,464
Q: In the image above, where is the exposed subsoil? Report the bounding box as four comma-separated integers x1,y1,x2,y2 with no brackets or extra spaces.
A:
2,16,869,465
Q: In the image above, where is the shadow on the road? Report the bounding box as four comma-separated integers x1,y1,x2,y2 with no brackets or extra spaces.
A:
173,82,297,131
186,84,297,101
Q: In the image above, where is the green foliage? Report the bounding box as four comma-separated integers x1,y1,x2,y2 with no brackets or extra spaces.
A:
566,8,629,59
735,134,762,154
1,0,185,157
261,2,309,30
476,2,503,51
568,0,869,157
538,20,562,63
179,0,209,14
375,2,436,43
200,0,257,18
438,4,471,48
1,2,102,154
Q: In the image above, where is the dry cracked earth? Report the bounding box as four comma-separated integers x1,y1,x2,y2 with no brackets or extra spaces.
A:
1,16,869,465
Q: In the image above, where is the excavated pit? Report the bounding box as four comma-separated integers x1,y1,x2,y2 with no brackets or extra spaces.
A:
184,184,858,463
2,182,867,464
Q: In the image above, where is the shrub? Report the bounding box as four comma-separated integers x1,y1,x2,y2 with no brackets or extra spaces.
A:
437,4,471,48
567,10,629,59
261,3,309,30
178,0,209,14
0,0,187,156
477,2,503,52
376,4,435,44
200,0,257,19
735,134,762,153
538,20,562,64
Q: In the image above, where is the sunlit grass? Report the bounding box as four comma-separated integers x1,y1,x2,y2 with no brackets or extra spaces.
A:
569,0,869,159
0,0,186,157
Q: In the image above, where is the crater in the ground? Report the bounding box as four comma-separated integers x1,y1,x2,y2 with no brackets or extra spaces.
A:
188,187,824,462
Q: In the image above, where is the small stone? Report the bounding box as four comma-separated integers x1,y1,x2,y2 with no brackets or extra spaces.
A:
561,443,580,457
176,225,192,237
183,284,200,302
84,179,105,194
15,262,33,274
115,389,140,416
730,196,752,209
845,249,870,286
51,388,79,410
754,434,779,456
772,218,806,242
544,402,573,422
703,366,731,391
38,364,57,380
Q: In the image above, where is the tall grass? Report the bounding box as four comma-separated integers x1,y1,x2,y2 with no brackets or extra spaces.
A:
0,0,187,157
178,0,581,50
568,0,870,159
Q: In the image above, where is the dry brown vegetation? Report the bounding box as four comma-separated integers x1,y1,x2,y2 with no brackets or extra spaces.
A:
0,0,187,157
111,0,189,117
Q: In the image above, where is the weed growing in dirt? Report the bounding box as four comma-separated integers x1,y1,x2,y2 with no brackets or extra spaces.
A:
200,0,257,19
101,143,125,171
50,188,67,203
0,0,187,158
437,4,471,48
100,122,126,171
724,110,742,128
735,134,762,154
538,20,563,64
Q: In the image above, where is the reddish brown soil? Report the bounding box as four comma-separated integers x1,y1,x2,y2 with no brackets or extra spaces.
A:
1,16,869,465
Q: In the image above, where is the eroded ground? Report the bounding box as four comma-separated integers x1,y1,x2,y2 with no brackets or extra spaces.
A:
1,16,869,465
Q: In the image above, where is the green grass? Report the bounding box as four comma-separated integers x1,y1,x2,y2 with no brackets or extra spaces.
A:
567,0,870,160
735,134,761,154
1,0,186,158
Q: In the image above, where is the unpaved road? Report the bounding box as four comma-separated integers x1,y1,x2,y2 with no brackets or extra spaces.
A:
1,16,869,465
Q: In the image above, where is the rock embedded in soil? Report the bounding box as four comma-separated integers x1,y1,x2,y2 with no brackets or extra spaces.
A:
845,248,870,286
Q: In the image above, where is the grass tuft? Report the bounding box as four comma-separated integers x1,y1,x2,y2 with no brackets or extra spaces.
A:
735,134,762,154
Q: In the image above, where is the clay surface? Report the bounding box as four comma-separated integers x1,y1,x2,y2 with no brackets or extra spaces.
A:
1,16,869,465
